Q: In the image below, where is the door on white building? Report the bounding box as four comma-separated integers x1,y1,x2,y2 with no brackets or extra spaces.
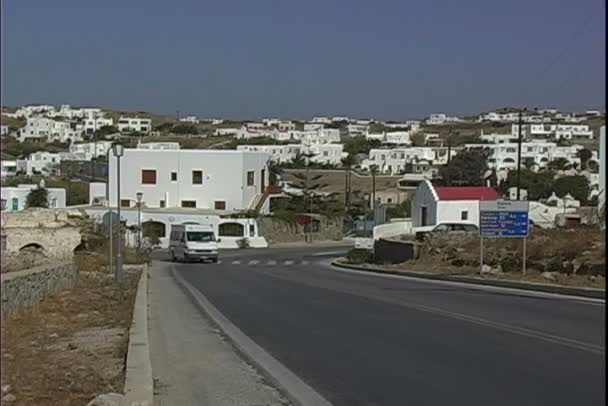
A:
421,206,427,226
261,169,266,193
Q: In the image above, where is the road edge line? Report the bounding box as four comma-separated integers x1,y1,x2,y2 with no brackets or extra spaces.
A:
124,264,154,406
171,266,333,406
331,260,606,301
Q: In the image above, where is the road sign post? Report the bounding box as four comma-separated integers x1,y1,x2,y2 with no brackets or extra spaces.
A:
479,200,529,276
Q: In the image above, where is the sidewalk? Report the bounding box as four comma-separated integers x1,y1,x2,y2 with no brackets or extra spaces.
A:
147,261,289,406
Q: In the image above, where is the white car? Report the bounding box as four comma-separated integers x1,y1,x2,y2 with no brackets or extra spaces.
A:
414,223,479,240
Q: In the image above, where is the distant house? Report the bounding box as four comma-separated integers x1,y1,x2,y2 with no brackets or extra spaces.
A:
0,125,8,136
117,116,152,133
0,184,66,212
412,180,499,227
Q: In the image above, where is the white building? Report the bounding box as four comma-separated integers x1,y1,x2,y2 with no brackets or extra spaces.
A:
108,149,271,213
332,116,349,122
383,131,411,145
1,125,8,136
69,141,114,160
1,156,17,179
307,144,345,165
412,180,499,227
180,116,200,124
278,121,296,131
480,132,517,144
311,117,332,124
10,104,55,118
464,142,585,172
83,205,268,249
347,124,368,135
426,113,462,125
297,128,340,145
16,151,66,176
237,143,345,166
136,142,181,150
237,145,301,164
117,117,152,133
478,112,520,122
0,184,66,212
19,117,84,143
215,128,240,136
362,147,454,175
600,126,606,210
83,117,114,134
304,123,324,131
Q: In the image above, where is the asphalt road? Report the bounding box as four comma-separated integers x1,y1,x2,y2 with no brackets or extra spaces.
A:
169,246,605,406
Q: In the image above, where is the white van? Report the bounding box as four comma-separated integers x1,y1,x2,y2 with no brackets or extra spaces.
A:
169,224,220,263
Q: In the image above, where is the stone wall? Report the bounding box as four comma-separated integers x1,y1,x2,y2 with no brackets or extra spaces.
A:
258,216,343,244
1,262,78,319
2,209,83,270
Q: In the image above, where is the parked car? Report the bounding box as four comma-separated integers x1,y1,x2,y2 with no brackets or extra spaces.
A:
414,223,479,241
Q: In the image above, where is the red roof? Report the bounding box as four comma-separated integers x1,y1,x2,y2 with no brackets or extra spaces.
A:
435,186,498,201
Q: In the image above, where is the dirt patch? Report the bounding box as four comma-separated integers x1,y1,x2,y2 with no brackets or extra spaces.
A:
1,269,141,405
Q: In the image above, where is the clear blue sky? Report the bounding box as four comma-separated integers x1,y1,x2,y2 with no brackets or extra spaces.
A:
2,0,605,120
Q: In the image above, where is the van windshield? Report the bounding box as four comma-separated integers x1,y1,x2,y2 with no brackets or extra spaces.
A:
186,232,215,242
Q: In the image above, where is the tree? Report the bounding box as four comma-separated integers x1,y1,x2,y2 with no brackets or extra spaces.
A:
341,155,355,209
95,125,119,138
411,132,426,146
342,136,382,156
554,175,590,203
438,149,489,186
547,157,571,171
172,124,198,134
25,187,49,208
499,169,555,201
576,148,593,170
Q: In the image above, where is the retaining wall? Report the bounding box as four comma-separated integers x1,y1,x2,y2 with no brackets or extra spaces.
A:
1,262,77,319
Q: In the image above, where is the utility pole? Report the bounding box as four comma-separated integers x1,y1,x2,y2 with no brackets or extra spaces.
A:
176,110,180,121
446,132,452,186
516,109,523,200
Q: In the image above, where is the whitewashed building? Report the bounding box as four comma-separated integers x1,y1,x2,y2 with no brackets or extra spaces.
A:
383,131,411,145
180,116,199,124
347,124,368,135
426,113,462,125
363,147,455,175
108,148,271,213
480,132,517,144
83,117,114,134
412,180,499,227
1,184,66,212
464,142,586,172
1,156,17,179
307,144,345,165
304,123,324,131
136,142,181,150
1,125,8,136
237,143,345,166
117,117,152,133
237,145,301,164
16,151,69,176
19,117,84,143
215,128,240,136
69,141,114,160
311,117,332,124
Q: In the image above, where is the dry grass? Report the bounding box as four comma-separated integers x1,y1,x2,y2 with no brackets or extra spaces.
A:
0,269,141,405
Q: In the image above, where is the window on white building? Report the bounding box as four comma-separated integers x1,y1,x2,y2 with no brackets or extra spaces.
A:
160,200,165,208
141,170,157,185
181,200,197,208
192,170,203,185
461,211,469,221
247,171,255,186
171,171,177,181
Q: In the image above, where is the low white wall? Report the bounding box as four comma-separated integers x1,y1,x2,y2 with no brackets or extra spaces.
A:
373,220,413,241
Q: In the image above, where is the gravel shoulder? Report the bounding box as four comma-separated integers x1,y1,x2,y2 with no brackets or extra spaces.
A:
148,260,290,406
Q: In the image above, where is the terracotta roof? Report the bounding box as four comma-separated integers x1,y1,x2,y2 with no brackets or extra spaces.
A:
435,186,498,201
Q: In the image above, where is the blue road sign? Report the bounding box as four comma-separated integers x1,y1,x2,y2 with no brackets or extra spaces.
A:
479,200,529,238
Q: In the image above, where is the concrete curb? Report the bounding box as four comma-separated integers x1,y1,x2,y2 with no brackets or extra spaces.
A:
171,266,332,406
332,260,606,300
124,264,154,406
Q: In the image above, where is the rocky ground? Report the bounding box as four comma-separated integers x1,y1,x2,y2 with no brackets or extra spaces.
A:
351,227,606,289
1,267,141,405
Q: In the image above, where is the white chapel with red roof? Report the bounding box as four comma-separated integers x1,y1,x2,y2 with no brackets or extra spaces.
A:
412,180,500,228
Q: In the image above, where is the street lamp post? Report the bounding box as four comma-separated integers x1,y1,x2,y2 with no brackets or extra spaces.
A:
1,199,6,261
112,143,124,284
136,191,143,261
